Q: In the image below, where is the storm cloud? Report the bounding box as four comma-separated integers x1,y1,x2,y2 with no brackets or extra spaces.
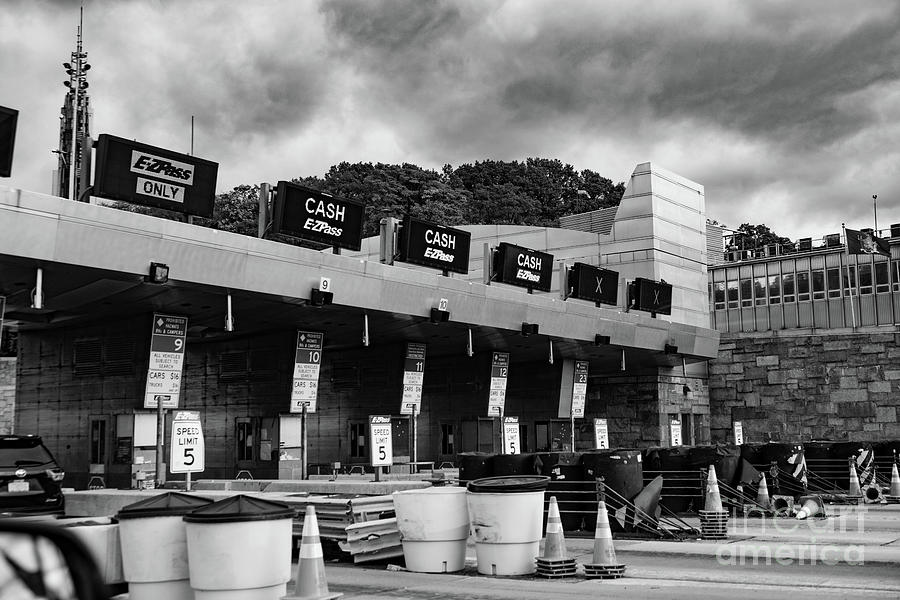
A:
3,0,900,240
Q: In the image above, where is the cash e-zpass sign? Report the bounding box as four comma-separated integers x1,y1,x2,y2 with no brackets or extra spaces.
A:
273,181,365,251
571,360,589,418
170,410,204,474
487,352,510,417
400,343,426,415
493,242,554,292
398,218,471,274
93,134,218,217
144,313,188,409
291,331,324,413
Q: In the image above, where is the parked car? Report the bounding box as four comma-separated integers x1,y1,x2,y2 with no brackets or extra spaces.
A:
0,435,65,516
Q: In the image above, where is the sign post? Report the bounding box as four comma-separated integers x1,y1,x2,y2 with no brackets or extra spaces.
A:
144,313,188,488
170,410,204,491
593,418,609,450
400,343,426,465
291,331,323,480
369,415,393,482
733,421,744,445
502,416,520,455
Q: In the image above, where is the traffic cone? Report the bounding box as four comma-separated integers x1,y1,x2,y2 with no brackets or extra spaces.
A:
887,463,900,503
535,497,576,578
699,466,728,539
795,495,826,520
582,501,625,579
704,465,724,512
756,474,771,510
848,463,862,498
283,506,342,600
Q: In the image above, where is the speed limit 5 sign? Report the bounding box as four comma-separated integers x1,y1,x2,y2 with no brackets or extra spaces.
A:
170,411,205,473
369,415,393,467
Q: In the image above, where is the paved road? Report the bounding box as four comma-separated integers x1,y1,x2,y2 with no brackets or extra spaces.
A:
321,557,900,600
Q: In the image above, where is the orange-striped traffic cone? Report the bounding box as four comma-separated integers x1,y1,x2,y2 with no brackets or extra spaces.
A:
699,466,728,539
756,474,771,510
582,501,625,579
283,506,341,600
704,465,724,512
887,462,900,504
535,497,576,578
848,463,862,499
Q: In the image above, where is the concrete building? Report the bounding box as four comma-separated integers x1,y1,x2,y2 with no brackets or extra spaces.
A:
0,162,719,488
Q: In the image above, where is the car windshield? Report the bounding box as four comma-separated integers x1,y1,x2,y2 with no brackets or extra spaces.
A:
0,442,55,468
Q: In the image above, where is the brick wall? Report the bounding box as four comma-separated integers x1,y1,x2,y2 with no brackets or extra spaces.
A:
709,332,900,442
0,357,15,434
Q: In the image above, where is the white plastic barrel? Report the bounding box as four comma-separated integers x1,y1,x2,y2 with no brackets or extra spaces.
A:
183,495,295,600
466,476,549,576
393,487,469,573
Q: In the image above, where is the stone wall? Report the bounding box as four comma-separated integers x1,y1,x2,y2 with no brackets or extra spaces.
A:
709,331,900,442
0,357,14,434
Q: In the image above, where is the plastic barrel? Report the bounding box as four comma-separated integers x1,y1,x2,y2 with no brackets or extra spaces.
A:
457,452,494,484
492,453,538,477
536,452,585,531
688,444,741,487
393,487,469,573
184,495,295,600
466,476,549,576
656,446,696,513
581,449,644,531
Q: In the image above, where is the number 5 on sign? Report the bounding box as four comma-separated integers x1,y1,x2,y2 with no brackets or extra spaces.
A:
170,411,205,473
369,415,393,467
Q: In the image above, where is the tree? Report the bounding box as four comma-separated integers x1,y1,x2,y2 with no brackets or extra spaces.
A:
729,223,794,253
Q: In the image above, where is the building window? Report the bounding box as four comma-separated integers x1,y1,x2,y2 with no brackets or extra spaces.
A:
754,276,767,306
894,260,900,292
797,271,810,302
714,281,726,310
767,275,781,304
842,265,857,297
535,421,550,452
858,263,873,295
740,278,753,307
812,268,825,300
875,261,889,294
350,422,367,459
782,273,795,303
440,423,455,455
827,267,842,298
727,279,739,309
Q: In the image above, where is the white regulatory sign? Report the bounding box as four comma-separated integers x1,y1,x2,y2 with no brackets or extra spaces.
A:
594,418,609,449
733,421,744,445
369,416,393,467
170,412,204,474
502,417,520,455
670,419,682,447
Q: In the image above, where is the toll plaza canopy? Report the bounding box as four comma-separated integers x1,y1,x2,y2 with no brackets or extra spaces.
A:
0,174,718,369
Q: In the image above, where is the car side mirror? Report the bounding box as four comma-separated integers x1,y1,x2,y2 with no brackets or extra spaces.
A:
0,518,112,599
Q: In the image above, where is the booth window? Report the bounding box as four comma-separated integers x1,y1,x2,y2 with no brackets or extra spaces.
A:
350,422,367,459
236,419,254,461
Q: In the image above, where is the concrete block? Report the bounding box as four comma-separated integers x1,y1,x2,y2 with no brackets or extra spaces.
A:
875,406,897,423
756,355,779,367
837,402,875,418
868,381,893,393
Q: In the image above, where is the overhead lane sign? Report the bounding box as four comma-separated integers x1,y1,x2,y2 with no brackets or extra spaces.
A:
493,242,554,292
144,313,188,409
93,134,218,217
398,218,471,274
272,181,365,251
567,262,619,306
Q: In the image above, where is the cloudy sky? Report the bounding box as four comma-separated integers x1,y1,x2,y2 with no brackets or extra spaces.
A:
2,0,899,240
